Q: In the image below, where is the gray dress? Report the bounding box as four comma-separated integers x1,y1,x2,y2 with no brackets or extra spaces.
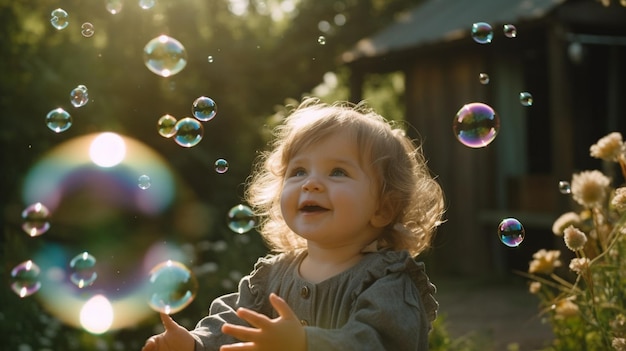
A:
190,249,438,351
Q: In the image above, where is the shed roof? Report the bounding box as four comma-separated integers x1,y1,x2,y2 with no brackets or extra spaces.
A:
342,0,565,63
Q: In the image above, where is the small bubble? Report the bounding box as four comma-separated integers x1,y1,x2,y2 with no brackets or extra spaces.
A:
519,92,533,106
157,114,177,138
69,252,97,288
138,174,151,189
215,159,229,174
558,181,571,194
147,260,198,314
317,36,326,45
503,24,517,38
191,96,217,122
50,8,69,30
174,118,204,147
452,102,499,148
143,35,188,77
227,204,255,234
471,22,493,44
479,73,490,85
207,56,214,63
106,0,123,14
46,108,72,133
10,260,42,298
139,0,156,10
498,218,525,247
81,23,95,37
21,202,51,237
70,85,89,107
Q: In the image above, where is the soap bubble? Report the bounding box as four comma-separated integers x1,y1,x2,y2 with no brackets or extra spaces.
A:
498,218,525,247
174,118,204,147
21,202,51,237
147,260,198,314
139,0,156,10
70,85,89,107
157,114,177,138
138,174,151,189
51,8,69,30
10,260,42,298
452,102,499,148
503,24,517,38
106,0,123,14
46,108,72,133
69,252,98,288
81,23,95,37
191,96,217,122
471,22,493,44
519,92,533,106
215,159,229,174
227,204,255,234
318,36,326,45
143,35,188,77
479,73,490,85
558,181,571,194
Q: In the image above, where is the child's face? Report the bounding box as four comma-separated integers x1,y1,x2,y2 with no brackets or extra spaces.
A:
280,132,390,250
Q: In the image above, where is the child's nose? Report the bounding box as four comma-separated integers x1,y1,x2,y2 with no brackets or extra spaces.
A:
302,176,323,192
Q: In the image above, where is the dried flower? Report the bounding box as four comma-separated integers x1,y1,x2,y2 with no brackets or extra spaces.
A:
569,257,590,274
613,338,626,351
554,299,579,319
612,187,626,212
529,281,541,294
563,225,588,251
590,132,624,162
570,170,611,208
611,314,626,337
551,211,581,236
528,249,562,274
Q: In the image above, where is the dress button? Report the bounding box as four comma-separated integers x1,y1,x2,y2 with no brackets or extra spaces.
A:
300,285,310,298
300,319,309,326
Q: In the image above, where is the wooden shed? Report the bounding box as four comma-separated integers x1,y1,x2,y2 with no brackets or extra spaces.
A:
343,0,626,276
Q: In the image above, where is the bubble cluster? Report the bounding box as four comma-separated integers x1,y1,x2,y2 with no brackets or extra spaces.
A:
519,92,533,106
215,158,229,174
21,202,51,237
46,108,72,133
70,85,89,107
157,114,177,138
69,252,98,288
143,35,188,77
471,22,493,44
138,174,152,189
227,204,256,234
452,102,499,148
559,181,572,194
192,96,217,122
81,23,95,37
51,8,69,30
503,24,517,38
147,260,198,314
479,73,490,85
10,260,42,298
498,218,525,247
174,118,204,147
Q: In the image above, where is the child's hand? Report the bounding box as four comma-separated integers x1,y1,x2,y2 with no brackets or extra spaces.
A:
220,293,306,351
142,313,195,351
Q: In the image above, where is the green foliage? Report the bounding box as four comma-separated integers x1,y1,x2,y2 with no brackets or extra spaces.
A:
428,314,494,351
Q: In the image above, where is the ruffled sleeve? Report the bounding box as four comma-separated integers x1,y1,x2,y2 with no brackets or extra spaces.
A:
190,254,281,351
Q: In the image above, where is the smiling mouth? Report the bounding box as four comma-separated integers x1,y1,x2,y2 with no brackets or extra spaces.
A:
299,205,328,213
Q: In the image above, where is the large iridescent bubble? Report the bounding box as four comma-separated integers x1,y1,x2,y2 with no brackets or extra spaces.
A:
143,35,188,77
452,102,499,148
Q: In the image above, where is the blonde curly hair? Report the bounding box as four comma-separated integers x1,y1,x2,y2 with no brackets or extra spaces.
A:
245,97,445,257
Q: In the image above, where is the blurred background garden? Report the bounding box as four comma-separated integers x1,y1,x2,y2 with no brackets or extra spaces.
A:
1,0,626,350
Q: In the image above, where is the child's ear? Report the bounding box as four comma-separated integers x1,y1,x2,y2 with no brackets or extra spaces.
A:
371,196,394,228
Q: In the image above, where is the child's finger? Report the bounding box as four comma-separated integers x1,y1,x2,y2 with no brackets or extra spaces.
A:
269,293,298,320
160,313,178,330
222,323,259,341
235,307,270,328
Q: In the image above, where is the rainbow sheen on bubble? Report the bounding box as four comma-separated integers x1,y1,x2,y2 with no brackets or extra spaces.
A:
147,260,198,314
471,22,493,44
138,174,151,189
21,202,51,237
70,85,89,107
227,204,255,234
452,102,499,148
157,114,177,138
215,158,229,174
46,108,72,133
192,96,217,122
559,181,571,194
11,260,42,298
143,35,188,77
174,118,203,147
51,8,69,30
498,218,525,247
503,24,517,38
69,252,98,288
519,92,533,106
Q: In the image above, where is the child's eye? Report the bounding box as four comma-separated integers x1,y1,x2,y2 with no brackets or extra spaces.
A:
288,168,306,177
330,168,347,177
